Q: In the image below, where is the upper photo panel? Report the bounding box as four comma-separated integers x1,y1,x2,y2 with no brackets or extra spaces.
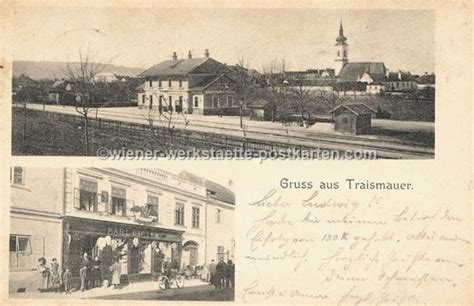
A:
10,7,435,160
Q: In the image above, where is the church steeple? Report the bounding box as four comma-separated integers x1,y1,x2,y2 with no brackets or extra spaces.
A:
335,21,348,76
336,21,347,44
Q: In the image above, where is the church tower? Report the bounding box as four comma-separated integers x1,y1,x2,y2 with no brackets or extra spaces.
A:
335,21,348,76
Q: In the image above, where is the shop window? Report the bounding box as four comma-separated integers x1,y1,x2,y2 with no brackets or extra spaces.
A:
192,207,200,228
216,208,222,223
175,202,185,226
10,167,25,185
217,246,224,261
75,178,98,211
111,187,127,216
146,195,159,221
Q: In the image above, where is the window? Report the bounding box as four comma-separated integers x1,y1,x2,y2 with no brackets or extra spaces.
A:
146,195,159,221
175,203,185,226
192,207,200,228
194,96,199,107
179,78,183,87
216,208,222,223
78,178,98,211
158,79,162,87
227,96,233,107
168,79,172,87
149,80,153,88
10,235,31,254
149,95,153,103
217,246,224,261
142,95,146,104
212,96,219,108
337,50,340,57
169,96,173,105
343,50,347,57
10,167,25,185
111,187,127,216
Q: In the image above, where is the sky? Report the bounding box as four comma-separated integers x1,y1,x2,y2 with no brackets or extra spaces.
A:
10,7,435,74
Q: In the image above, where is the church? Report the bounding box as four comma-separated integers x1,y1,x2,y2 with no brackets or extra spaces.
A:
334,22,419,94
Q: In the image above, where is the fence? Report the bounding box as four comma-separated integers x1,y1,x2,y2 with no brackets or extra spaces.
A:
33,109,322,155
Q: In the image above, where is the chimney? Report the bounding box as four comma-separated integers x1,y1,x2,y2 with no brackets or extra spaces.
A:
398,70,402,80
172,52,177,60
188,50,192,59
204,49,210,58
385,68,389,78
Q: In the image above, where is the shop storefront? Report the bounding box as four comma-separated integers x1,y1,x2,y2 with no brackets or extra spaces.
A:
62,216,183,286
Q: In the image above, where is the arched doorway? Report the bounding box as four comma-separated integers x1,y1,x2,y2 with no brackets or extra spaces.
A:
182,241,199,266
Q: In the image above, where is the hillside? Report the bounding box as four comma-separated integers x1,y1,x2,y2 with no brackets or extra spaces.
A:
13,61,144,80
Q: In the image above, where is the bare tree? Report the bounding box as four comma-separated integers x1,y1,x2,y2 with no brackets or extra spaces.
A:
232,57,254,128
288,77,314,124
65,49,104,155
260,58,289,122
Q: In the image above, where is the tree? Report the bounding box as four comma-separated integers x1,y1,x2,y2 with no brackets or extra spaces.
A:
232,57,255,128
13,75,46,149
260,58,287,122
288,77,314,123
65,50,104,155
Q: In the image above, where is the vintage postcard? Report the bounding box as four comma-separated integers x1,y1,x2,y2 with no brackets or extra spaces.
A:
0,0,472,305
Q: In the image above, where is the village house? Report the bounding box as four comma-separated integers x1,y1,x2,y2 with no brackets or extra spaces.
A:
9,167,235,293
385,71,418,92
138,50,239,115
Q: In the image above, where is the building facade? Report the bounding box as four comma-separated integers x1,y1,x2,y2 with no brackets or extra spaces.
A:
9,167,235,292
138,50,239,116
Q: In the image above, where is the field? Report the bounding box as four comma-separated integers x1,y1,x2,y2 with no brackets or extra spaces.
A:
12,108,199,156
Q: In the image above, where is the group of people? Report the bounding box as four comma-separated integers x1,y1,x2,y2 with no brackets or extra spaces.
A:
207,258,234,290
79,253,122,291
37,252,123,294
37,257,72,293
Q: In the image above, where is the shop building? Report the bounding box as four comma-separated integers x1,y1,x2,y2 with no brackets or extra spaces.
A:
10,167,235,292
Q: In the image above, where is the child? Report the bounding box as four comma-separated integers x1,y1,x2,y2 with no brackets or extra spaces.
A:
63,268,72,294
110,259,121,289
50,258,62,293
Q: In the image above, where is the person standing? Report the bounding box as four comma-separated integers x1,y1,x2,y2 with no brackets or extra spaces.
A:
215,258,227,290
92,256,101,288
81,253,90,290
110,259,122,289
208,259,216,285
62,268,72,294
37,257,50,293
79,265,87,291
226,260,234,289
49,258,62,293
201,263,209,282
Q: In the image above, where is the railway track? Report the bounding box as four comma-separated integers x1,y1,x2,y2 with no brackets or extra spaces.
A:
19,105,435,159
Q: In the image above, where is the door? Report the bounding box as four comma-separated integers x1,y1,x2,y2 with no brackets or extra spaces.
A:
189,247,198,265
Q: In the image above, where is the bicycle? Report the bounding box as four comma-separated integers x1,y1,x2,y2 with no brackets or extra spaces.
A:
158,270,185,290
